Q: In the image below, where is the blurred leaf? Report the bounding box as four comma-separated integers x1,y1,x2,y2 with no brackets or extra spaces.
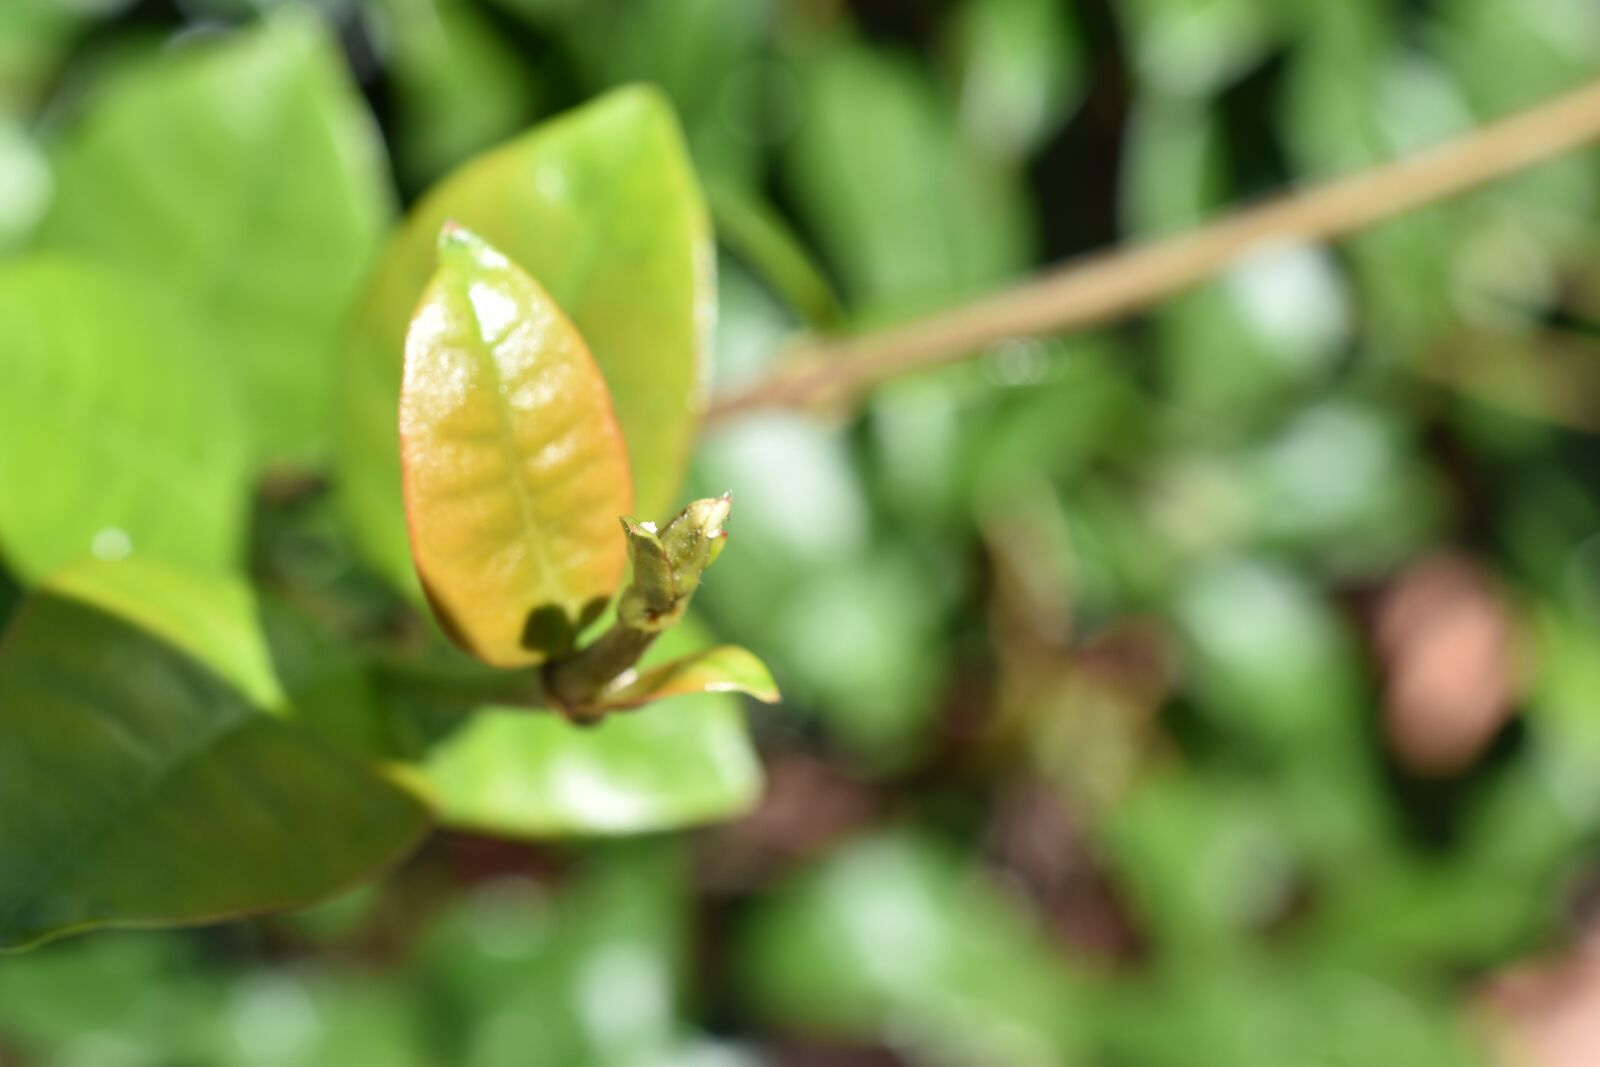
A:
1430,0,1600,236
256,593,395,759
1282,13,1469,356
707,254,800,391
1244,398,1441,575
39,10,392,466
338,86,711,599
737,832,1090,1067
763,550,949,767
370,0,541,189
591,644,779,711
0,932,431,1067
557,0,769,185
0,567,16,632
0,257,249,583
1124,96,1351,420
44,557,281,707
949,0,1082,160
35,559,392,761
1173,557,1365,750
217,968,429,1067
0,934,221,1064
0,560,429,950
784,37,1032,318
1106,771,1301,955
414,843,687,1066
1416,328,1600,434
1099,957,1482,1067
0,0,132,113
402,619,762,836
400,226,632,668
1119,0,1281,98
707,178,841,330
692,415,950,767
0,117,49,250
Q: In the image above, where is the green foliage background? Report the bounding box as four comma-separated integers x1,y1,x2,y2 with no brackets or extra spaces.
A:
4,0,1600,1063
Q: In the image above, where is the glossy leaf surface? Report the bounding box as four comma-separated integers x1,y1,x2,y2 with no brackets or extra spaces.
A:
0,561,429,950
39,10,391,465
339,86,711,597
0,258,248,582
401,226,633,667
590,644,778,712
407,620,762,836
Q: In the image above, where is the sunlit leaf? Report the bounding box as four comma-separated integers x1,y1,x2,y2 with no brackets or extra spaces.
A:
0,257,249,583
0,560,429,950
401,619,762,836
400,225,632,667
39,9,392,466
590,644,779,712
338,86,711,598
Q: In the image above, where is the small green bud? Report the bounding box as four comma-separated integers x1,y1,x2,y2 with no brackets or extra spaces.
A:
659,493,731,600
546,494,736,718
616,495,732,633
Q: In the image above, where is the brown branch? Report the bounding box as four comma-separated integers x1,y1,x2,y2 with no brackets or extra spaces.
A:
707,76,1600,423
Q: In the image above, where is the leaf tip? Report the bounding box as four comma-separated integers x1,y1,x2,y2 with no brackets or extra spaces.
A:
435,222,507,273
436,219,469,255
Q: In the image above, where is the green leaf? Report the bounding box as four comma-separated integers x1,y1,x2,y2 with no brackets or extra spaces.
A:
39,10,392,466
706,179,842,330
1118,0,1282,98
950,0,1083,160
784,39,1032,319
371,0,542,189
338,86,711,599
0,0,103,114
590,644,778,711
0,118,49,250
402,619,762,836
736,832,1090,1066
555,0,767,185
414,843,689,1067
400,225,633,668
0,560,429,950
0,257,249,583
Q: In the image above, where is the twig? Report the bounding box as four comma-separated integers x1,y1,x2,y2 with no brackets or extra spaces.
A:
706,77,1600,422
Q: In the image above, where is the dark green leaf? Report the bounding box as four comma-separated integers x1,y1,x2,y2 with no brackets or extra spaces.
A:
0,560,429,950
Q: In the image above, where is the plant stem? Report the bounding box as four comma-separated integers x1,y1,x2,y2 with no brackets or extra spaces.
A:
543,625,658,724
543,496,733,722
705,76,1600,422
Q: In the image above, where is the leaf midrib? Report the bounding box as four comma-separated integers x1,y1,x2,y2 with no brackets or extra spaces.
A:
458,278,575,615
